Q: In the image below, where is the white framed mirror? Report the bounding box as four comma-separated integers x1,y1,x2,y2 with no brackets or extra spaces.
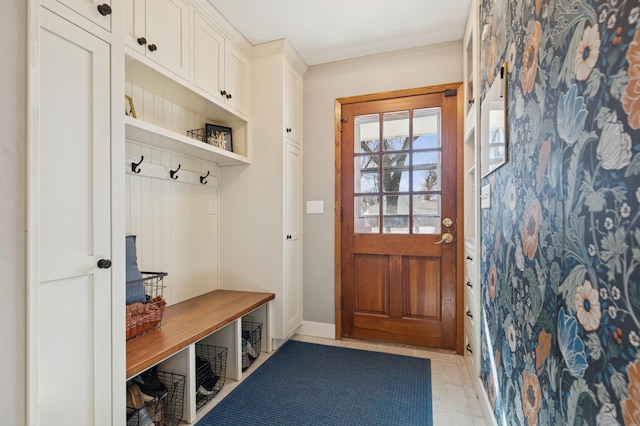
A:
481,62,508,177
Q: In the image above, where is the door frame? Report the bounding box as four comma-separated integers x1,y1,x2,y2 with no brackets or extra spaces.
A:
334,83,465,353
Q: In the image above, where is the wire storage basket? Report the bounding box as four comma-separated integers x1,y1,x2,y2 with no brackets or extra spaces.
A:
241,321,262,370
186,128,207,143
194,344,227,411
126,370,185,426
126,272,168,340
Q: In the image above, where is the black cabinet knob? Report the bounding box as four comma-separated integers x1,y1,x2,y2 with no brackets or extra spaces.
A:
97,3,112,16
286,235,292,240
226,93,232,99
468,99,475,105
137,37,147,46
466,256,473,261
148,44,157,52
97,259,112,269
220,90,227,96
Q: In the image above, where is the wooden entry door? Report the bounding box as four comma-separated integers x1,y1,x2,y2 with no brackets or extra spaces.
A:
340,89,458,349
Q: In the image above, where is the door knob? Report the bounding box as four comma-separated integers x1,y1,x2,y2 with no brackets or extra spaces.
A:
97,3,112,16
97,259,112,269
434,233,454,244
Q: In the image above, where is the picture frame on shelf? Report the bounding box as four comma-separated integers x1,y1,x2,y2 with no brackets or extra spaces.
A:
205,124,233,152
125,95,137,118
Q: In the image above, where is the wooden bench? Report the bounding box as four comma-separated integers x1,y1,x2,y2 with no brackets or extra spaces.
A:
126,289,275,379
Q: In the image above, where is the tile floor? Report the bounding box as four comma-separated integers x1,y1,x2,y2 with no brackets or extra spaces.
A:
197,334,489,426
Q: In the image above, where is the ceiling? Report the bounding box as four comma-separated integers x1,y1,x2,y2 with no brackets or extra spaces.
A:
206,0,471,66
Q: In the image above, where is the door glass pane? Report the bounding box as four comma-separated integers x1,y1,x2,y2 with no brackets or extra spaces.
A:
355,114,380,153
383,111,409,151
353,107,445,235
383,195,410,234
355,155,379,193
413,108,441,149
382,153,409,192
412,151,441,191
413,195,441,234
355,196,380,233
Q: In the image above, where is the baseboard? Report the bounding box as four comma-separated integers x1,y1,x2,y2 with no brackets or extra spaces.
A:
470,372,499,426
297,321,336,339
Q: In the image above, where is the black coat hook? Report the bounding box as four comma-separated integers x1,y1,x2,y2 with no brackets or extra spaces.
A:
200,171,210,185
131,156,144,174
170,164,181,180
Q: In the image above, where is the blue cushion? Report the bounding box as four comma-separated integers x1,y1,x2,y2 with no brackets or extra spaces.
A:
126,235,146,305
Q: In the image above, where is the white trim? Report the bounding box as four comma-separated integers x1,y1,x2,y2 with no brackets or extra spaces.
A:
252,39,308,76
110,1,127,421
26,1,40,423
297,321,336,339
470,373,499,426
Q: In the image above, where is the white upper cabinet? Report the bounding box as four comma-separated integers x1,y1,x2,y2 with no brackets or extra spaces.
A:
284,61,302,145
223,42,249,116
193,12,224,101
193,10,249,117
42,0,112,34
124,0,190,80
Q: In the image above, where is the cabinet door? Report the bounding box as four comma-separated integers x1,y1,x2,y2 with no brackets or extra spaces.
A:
193,12,225,102
283,143,302,335
124,0,146,54
54,0,112,31
145,0,190,79
224,42,249,116
284,62,301,144
39,8,112,424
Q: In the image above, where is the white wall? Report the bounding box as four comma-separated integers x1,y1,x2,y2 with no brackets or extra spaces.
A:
1,1,27,424
302,41,463,325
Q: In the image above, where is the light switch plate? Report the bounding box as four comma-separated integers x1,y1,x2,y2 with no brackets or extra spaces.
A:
481,184,490,209
306,200,324,214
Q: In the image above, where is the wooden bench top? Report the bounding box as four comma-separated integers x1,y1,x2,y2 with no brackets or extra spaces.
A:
126,289,275,379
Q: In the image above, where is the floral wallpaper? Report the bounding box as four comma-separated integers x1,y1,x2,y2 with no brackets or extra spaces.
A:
478,0,640,424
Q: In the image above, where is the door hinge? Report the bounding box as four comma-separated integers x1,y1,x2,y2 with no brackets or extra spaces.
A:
339,116,348,132
340,207,344,222
444,89,457,97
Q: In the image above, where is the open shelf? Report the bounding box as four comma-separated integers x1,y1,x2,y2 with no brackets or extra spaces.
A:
125,116,250,166
125,54,249,165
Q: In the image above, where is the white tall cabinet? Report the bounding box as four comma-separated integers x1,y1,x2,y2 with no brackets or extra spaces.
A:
463,0,481,374
32,2,125,424
463,0,489,419
220,40,306,346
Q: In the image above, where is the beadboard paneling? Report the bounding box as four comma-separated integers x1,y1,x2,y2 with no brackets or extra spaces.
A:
126,81,206,136
126,141,219,305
